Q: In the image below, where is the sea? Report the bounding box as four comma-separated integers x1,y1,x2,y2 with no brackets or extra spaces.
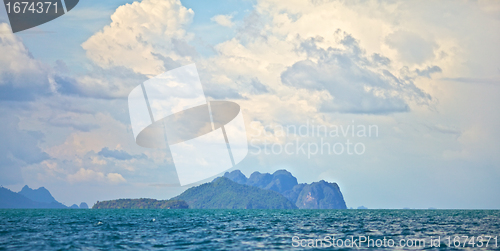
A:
0,209,499,250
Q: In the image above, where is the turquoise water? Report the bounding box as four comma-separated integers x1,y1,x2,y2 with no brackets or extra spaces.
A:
0,209,499,250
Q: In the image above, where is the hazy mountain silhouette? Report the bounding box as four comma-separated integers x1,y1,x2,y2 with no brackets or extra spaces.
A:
0,185,89,209
18,185,58,204
0,186,66,209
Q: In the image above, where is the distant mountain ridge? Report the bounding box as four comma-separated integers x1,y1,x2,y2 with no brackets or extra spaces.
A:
1,170,347,210
0,186,66,208
223,170,347,209
1,187,47,209
18,185,59,204
0,185,87,209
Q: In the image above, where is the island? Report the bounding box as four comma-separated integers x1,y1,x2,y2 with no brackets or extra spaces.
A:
170,169,347,209
1,169,347,210
222,170,347,209
173,177,297,209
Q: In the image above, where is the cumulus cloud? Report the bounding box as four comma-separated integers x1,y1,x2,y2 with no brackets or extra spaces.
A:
281,33,432,114
33,108,180,185
0,23,55,101
81,0,195,76
69,0,199,99
67,168,126,184
106,172,127,184
195,0,454,123
211,14,234,27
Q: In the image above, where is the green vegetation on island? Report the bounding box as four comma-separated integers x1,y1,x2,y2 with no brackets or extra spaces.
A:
224,170,347,209
92,198,189,209
173,177,297,209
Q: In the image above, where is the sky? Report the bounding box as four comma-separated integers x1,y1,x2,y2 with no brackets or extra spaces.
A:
0,0,499,209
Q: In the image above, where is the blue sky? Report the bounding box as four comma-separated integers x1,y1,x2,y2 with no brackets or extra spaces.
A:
3,0,256,67
0,0,499,209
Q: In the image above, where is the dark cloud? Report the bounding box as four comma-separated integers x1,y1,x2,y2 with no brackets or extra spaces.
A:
0,81,52,101
55,66,148,99
54,75,80,96
45,115,100,132
416,66,442,78
249,78,269,94
54,60,70,74
233,76,269,95
0,59,54,101
202,83,243,99
171,38,198,59
281,32,432,114
98,147,146,161
236,11,268,42
151,52,182,72
0,112,49,185
372,53,391,66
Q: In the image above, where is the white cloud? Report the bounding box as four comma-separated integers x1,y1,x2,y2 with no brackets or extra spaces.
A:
0,23,46,83
280,33,432,113
385,30,437,65
91,156,107,165
0,23,55,100
197,5,438,126
67,168,126,184
67,168,105,183
106,173,127,184
211,14,234,27
81,0,195,76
